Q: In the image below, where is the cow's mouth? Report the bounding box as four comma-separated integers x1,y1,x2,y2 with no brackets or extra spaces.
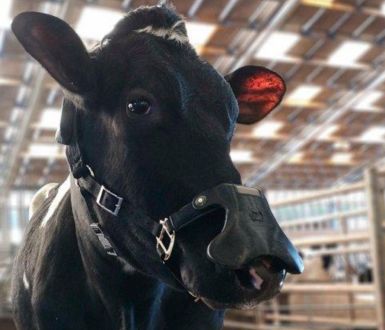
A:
194,262,287,310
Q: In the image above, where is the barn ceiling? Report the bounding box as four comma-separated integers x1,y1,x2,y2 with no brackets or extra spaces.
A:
1,0,385,195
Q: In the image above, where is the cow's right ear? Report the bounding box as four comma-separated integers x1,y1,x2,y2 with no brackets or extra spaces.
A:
12,12,94,95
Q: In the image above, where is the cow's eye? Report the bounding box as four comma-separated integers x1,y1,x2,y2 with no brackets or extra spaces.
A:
126,99,151,115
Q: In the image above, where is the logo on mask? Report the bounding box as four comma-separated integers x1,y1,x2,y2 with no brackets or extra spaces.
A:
250,210,263,222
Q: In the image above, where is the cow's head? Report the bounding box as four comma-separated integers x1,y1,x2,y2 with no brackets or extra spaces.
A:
12,4,302,309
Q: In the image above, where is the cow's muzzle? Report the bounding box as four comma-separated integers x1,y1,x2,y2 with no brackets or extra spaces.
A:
156,184,304,275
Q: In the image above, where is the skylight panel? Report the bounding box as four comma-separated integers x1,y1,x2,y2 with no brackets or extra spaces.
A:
255,31,300,61
185,22,217,50
26,144,62,158
253,121,284,139
286,85,322,105
333,141,350,150
38,108,61,130
317,125,339,141
328,40,371,67
288,152,304,164
76,7,122,41
360,126,385,143
302,0,335,8
230,150,253,163
330,152,352,164
353,91,382,111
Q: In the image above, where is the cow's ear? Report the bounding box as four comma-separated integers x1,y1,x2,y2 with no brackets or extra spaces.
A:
225,66,286,125
12,12,94,94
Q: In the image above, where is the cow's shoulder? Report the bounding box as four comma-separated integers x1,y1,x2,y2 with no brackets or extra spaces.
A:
13,176,74,286
12,176,87,312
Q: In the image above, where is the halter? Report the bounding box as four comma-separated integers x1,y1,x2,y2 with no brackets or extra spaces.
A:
57,99,303,298
57,99,193,293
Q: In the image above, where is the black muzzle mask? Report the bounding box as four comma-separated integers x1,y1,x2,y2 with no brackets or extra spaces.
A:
157,183,303,275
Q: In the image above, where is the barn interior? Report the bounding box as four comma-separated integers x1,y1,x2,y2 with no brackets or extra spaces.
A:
1,0,385,329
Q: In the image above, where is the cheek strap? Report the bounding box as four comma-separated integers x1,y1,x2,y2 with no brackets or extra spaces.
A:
56,98,76,145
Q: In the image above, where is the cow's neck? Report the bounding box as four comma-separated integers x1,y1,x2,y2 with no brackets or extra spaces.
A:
70,179,160,315
69,179,224,330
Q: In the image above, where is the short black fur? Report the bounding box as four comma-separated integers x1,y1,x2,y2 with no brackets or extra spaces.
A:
11,4,292,330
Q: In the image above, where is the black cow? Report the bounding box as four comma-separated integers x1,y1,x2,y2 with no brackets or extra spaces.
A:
11,4,302,330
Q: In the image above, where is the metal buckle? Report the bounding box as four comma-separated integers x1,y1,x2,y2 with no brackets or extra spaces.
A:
96,185,123,216
156,218,176,262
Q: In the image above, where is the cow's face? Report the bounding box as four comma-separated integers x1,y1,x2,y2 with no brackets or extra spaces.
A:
12,5,294,309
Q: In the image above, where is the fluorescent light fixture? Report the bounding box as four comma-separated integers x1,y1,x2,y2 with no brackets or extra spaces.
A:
330,152,352,164
317,124,339,140
287,85,322,103
76,7,122,40
253,121,284,139
38,108,61,130
185,22,216,50
230,150,253,163
0,0,12,29
26,144,62,158
360,126,385,143
328,40,370,67
353,91,382,111
255,31,300,61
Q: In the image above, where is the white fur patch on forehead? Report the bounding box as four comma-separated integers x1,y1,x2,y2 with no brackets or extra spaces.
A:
134,20,189,44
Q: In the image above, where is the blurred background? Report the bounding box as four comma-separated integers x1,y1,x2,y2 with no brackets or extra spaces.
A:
1,0,385,329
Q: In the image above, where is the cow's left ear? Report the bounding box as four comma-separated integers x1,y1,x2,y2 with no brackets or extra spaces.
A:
12,12,94,95
225,66,286,125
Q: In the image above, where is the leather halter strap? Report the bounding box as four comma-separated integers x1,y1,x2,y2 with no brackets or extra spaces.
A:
58,102,196,295
74,170,191,294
